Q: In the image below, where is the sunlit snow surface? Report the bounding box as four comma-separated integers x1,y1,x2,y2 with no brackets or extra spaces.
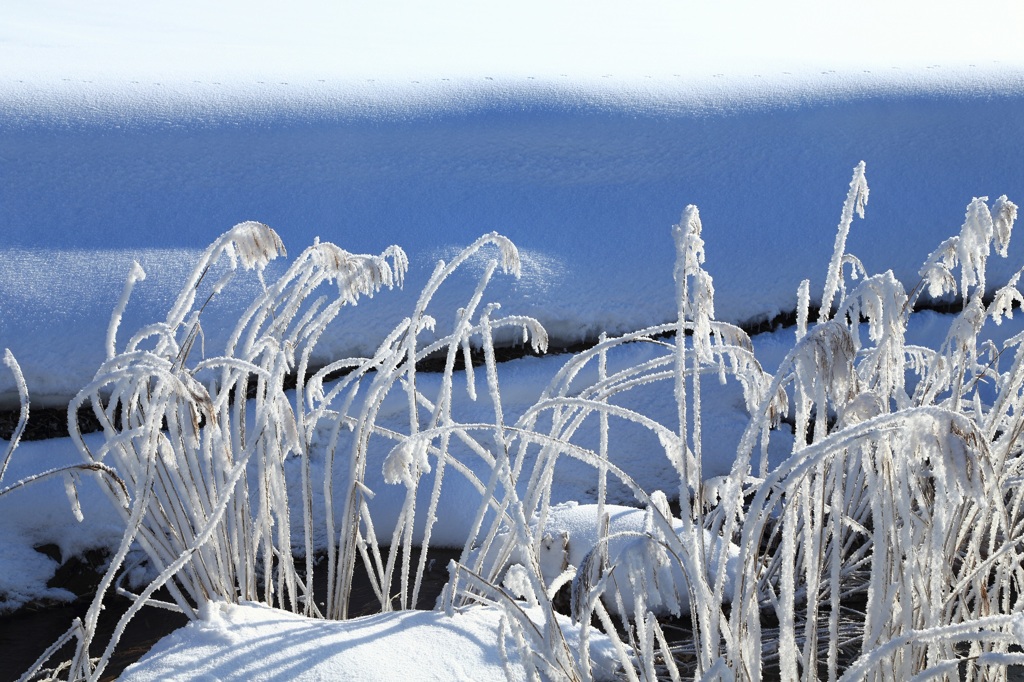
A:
117,601,619,682
2,1,1024,405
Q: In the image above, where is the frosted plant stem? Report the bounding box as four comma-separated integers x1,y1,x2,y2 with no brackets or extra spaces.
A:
71,415,162,680
797,279,810,341
779,501,798,681
828,460,843,682
839,615,1015,682
674,211,691,500
295,350,316,616
16,618,84,682
90,443,261,681
820,161,869,322
0,350,29,484
106,261,147,362
410,266,500,608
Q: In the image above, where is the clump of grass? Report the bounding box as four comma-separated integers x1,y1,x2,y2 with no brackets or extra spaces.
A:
16,166,1024,682
446,164,1024,681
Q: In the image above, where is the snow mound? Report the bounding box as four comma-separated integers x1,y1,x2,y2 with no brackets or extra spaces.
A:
119,601,620,682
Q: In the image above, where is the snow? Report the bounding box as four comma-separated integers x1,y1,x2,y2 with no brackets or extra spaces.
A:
2,2,1024,679
0,541,74,611
0,433,124,612
2,1,1024,406
118,601,620,682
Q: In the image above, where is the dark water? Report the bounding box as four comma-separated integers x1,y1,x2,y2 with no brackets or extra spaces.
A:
0,547,460,682
0,594,186,682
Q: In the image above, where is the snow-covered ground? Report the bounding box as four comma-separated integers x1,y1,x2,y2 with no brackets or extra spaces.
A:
2,1,1023,406
117,601,620,682
3,2,1024,679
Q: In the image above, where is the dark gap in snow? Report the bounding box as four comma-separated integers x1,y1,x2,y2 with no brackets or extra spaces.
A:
2,295,1014,442
413,338,596,374
738,292,1002,336
1,592,187,682
0,546,188,682
0,403,104,443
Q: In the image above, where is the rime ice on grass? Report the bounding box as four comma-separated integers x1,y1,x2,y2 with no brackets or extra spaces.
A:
21,168,1024,682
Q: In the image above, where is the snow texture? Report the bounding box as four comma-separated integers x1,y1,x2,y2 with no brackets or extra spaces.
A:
2,0,1024,406
118,601,619,682
3,3,1024,678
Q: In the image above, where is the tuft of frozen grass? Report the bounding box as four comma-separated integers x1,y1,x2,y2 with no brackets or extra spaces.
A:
18,165,1024,681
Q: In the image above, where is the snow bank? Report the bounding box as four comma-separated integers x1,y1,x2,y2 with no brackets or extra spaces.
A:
2,1,1024,406
118,601,619,681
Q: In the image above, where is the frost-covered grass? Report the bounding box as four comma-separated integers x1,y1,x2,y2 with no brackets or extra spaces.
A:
8,163,1024,680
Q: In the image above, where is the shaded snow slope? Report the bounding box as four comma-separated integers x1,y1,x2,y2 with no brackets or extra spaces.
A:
2,2,1024,406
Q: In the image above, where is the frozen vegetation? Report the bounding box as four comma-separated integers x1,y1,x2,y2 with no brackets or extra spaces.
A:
6,164,1024,680
4,2,1024,680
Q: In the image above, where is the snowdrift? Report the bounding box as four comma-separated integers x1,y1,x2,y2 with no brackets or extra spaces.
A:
117,602,620,682
2,2,1023,410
